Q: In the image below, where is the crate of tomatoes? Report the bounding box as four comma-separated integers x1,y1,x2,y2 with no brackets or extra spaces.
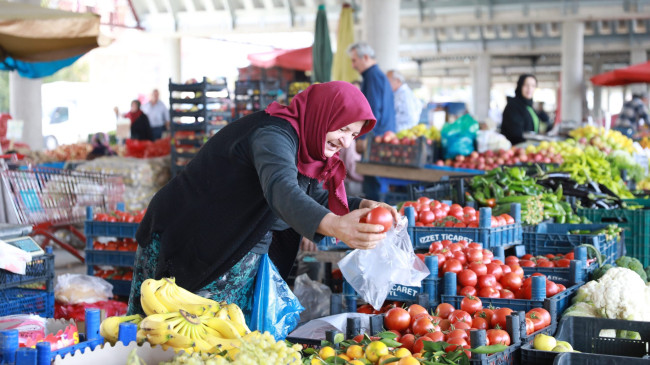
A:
509,247,597,286
402,199,522,250
84,207,144,238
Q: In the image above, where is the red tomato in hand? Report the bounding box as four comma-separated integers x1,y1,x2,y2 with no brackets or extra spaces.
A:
384,307,411,332
364,206,394,232
460,296,483,315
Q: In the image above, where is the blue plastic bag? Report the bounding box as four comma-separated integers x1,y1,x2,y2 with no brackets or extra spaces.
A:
250,254,304,340
441,114,479,159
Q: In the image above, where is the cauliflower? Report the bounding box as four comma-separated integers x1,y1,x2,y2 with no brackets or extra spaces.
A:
570,267,650,321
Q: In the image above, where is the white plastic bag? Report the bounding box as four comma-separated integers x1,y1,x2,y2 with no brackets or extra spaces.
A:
0,240,32,274
338,217,430,310
54,274,113,304
293,274,332,322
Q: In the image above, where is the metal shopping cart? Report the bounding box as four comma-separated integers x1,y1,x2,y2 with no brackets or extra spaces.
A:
0,162,125,262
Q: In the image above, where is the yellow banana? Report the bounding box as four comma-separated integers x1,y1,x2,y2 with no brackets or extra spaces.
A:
193,337,216,354
165,331,196,349
99,314,143,345
139,313,178,333
202,325,226,340
226,303,248,327
136,329,147,345
155,281,215,316
146,331,171,345
162,278,219,307
203,317,241,339
228,318,251,336
209,337,242,352
140,279,168,315
215,308,230,320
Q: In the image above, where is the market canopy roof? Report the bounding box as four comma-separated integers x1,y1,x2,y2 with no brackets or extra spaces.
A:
0,1,103,78
247,46,312,72
590,61,650,86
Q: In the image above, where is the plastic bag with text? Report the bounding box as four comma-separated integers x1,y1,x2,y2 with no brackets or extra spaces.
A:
250,254,304,340
338,217,430,310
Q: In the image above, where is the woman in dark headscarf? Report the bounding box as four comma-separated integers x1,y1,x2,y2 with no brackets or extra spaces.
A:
127,81,398,317
501,74,540,145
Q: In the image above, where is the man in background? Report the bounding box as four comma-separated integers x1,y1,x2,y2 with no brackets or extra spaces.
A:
387,69,422,132
348,42,396,201
617,92,649,131
141,89,169,140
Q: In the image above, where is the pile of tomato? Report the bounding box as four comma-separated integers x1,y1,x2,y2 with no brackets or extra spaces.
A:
92,266,133,281
380,302,552,354
91,238,138,252
399,198,514,228
93,209,146,223
423,239,567,299
513,253,596,268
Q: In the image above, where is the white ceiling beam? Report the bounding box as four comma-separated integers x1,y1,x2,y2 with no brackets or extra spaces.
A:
144,0,159,14
183,0,197,12
202,0,216,11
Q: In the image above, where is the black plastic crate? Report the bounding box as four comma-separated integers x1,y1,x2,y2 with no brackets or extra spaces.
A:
409,178,469,205
553,352,650,365
520,316,650,364
0,254,54,290
105,278,133,297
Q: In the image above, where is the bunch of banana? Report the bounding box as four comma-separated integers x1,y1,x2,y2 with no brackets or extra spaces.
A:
140,278,220,316
99,314,143,345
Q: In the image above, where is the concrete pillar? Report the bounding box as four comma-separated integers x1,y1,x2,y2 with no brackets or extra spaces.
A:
471,54,491,122
9,73,43,151
592,61,603,126
167,36,182,83
560,20,584,126
8,0,43,151
629,48,648,95
362,0,400,71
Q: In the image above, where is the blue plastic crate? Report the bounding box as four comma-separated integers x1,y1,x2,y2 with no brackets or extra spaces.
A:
441,272,582,326
316,236,350,251
84,221,139,238
406,204,523,249
516,246,594,286
105,279,133,297
0,254,54,290
85,250,136,267
0,289,54,318
523,223,619,266
0,309,103,365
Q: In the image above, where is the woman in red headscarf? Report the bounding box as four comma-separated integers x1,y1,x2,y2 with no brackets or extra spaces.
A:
127,81,397,317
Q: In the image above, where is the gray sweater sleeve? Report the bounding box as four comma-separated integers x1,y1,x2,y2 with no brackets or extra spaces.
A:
309,180,364,211
250,125,331,241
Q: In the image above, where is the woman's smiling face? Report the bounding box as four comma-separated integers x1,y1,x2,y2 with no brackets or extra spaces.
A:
323,120,365,158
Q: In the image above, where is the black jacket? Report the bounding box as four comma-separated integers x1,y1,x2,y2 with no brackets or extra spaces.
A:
136,111,362,291
131,113,154,141
501,96,535,145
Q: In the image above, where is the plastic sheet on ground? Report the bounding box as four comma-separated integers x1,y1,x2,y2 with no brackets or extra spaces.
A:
288,313,374,341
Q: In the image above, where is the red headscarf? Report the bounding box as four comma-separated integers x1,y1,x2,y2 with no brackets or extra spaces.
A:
265,81,376,215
